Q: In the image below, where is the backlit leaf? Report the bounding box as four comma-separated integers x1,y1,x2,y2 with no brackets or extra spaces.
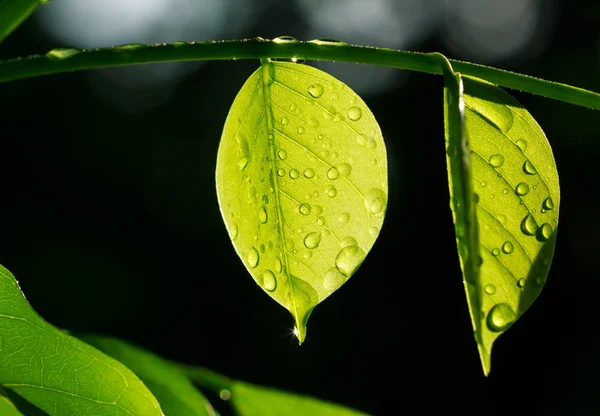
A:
216,60,387,342
442,69,560,375
0,264,163,415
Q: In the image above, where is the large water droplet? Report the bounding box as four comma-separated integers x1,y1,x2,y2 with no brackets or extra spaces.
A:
364,188,387,214
303,168,315,178
536,223,552,242
323,267,346,290
523,160,537,175
304,232,322,249
502,241,514,254
337,163,352,177
521,214,538,236
341,237,358,247
47,47,81,60
247,247,259,268
487,303,517,332
542,197,554,211
289,169,299,179
278,149,288,160
273,36,298,43
335,245,366,276
484,284,496,295
347,106,362,121
489,154,505,168
261,270,277,291
326,185,337,198
515,183,530,196
327,167,340,180
299,203,311,216
308,84,324,98
516,139,528,151
259,207,268,224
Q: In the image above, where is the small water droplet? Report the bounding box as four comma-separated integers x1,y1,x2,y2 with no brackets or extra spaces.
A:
347,106,362,121
536,223,552,242
304,232,322,249
523,160,537,175
274,257,282,273
366,136,377,149
268,133,274,140
502,241,514,254
484,284,496,295
308,38,349,46
489,154,505,167
338,212,350,224
247,247,259,268
259,207,268,224
289,169,299,179
364,188,387,214
304,251,313,259
480,181,487,187
297,126,305,134
535,274,546,286
542,197,554,211
311,205,323,216
516,139,528,151
262,270,277,291
308,83,324,98
317,216,326,226
515,182,530,196
289,102,297,111
259,244,266,253
326,185,337,198
281,116,289,125
335,245,366,276
278,149,288,160
323,267,346,290
357,135,367,147
492,248,500,256
277,168,285,177
327,167,340,180
369,226,379,236
487,303,517,332
331,152,339,158
238,158,248,170
273,36,298,43
299,203,311,216
313,191,319,197
304,168,315,178
337,163,352,177
497,214,507,224
521,214,538,236
502,188,508,194
517,278,527,288
341,237,358,247
230,224,238,240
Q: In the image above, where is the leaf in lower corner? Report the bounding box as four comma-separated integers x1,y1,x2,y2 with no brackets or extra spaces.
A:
215,60,388,342
443,72,560,375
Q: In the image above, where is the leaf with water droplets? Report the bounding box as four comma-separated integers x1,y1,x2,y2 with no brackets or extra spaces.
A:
216,59,387,343
442,65,560,375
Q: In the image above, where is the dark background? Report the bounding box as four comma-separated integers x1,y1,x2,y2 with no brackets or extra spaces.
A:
1,0,599,414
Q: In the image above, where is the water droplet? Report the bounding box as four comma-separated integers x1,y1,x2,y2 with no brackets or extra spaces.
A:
327,167,340,180
262,270,277,291
484,284,496,295
502,188,508,194
308,84,324,98
281,116,289,125
364,188,387,214
247,248,259,268
304,251,313,259
259,244,266,253
338,212,350,225
515,182,530,196
238,158,248,170
47,47,80,60
313,191,319,197
326,185,337,198
331,152,339,158
278,149,288,160
369,226,379,236
308,38,349,46
521,214,538,236
536,223,552,242
487,303,517,332
311,205,323,216
304,232,322,249
230,224,238,240
523,160,537,175
489,154,505,167
273,36,298,43
317,216,326,226
335,245,366,276
297,126,305,134
357,135,367,147
268,133,274,140
303,168,315,178
347,106,362,121
337,163,352,177
262,195,269,205
277,168,285,177
289,103,297,111
492,248,500,256
497,214,507,224
535,274,546,286
323,267,346,290
542,197,554,211
289,169,299,179
517,278,527,288
366,136,377,149
341,237,358,247
259,207,268,224
502,241,514,254
274,257,282,273
299,203,311,216
516,139,528,151
480,181,487,187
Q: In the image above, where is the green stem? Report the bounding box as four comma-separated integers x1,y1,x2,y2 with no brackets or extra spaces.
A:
0,0,46,44
1,38,599,110
176,364,232,394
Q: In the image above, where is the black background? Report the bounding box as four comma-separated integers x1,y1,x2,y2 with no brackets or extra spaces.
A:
1,1,599,415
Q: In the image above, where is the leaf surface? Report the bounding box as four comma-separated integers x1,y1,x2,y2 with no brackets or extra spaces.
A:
0,264,163,415
216,60,387,341
78,334,214,416
442,68,560,374
0,0,46,43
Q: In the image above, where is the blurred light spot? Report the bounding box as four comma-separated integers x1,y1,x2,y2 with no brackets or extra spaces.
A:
441,0,552,64
296,0,442,95
219,389,231,401
36,0,254,112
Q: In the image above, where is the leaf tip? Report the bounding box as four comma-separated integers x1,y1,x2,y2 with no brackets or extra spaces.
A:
477,343,492,377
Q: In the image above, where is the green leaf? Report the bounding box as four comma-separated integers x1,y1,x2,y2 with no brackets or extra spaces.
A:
0,391,25,416
0,0,46,43
215,59,388,342
442,64,560,375
77,334,214,416
0,264,163,415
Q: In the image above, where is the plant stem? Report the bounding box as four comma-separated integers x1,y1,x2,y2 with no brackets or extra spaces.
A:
1,38,599,110
176,364,232,393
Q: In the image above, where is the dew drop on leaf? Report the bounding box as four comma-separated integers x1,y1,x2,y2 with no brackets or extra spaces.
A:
335,245,366,277
277,168,285,177
274,257,282,274
489,154,505,167
523,160,537,175
297,126,305,134
327,167,340,180
520,214,539,236
542,197,554,210
326,185,337,198
308,83,324,98
262,270,277,292
281,116,289,125
347,106,362,121
304,168,315,178
536,223,552,242
230,224,238,240
487,303,517,332
484,284,496,295
259,207,268,224
248,247,259,268
323,267,346,290
517,278,526,288
502,241,514,254
289,169,299,179
338,163,352,177
304,232,322,249
338,212,350,225
515,182,530,196
492,248,500,256
341,236,358,247
299,203,311,216
278,149,288,160
516,138,528,151
364,188,387,214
